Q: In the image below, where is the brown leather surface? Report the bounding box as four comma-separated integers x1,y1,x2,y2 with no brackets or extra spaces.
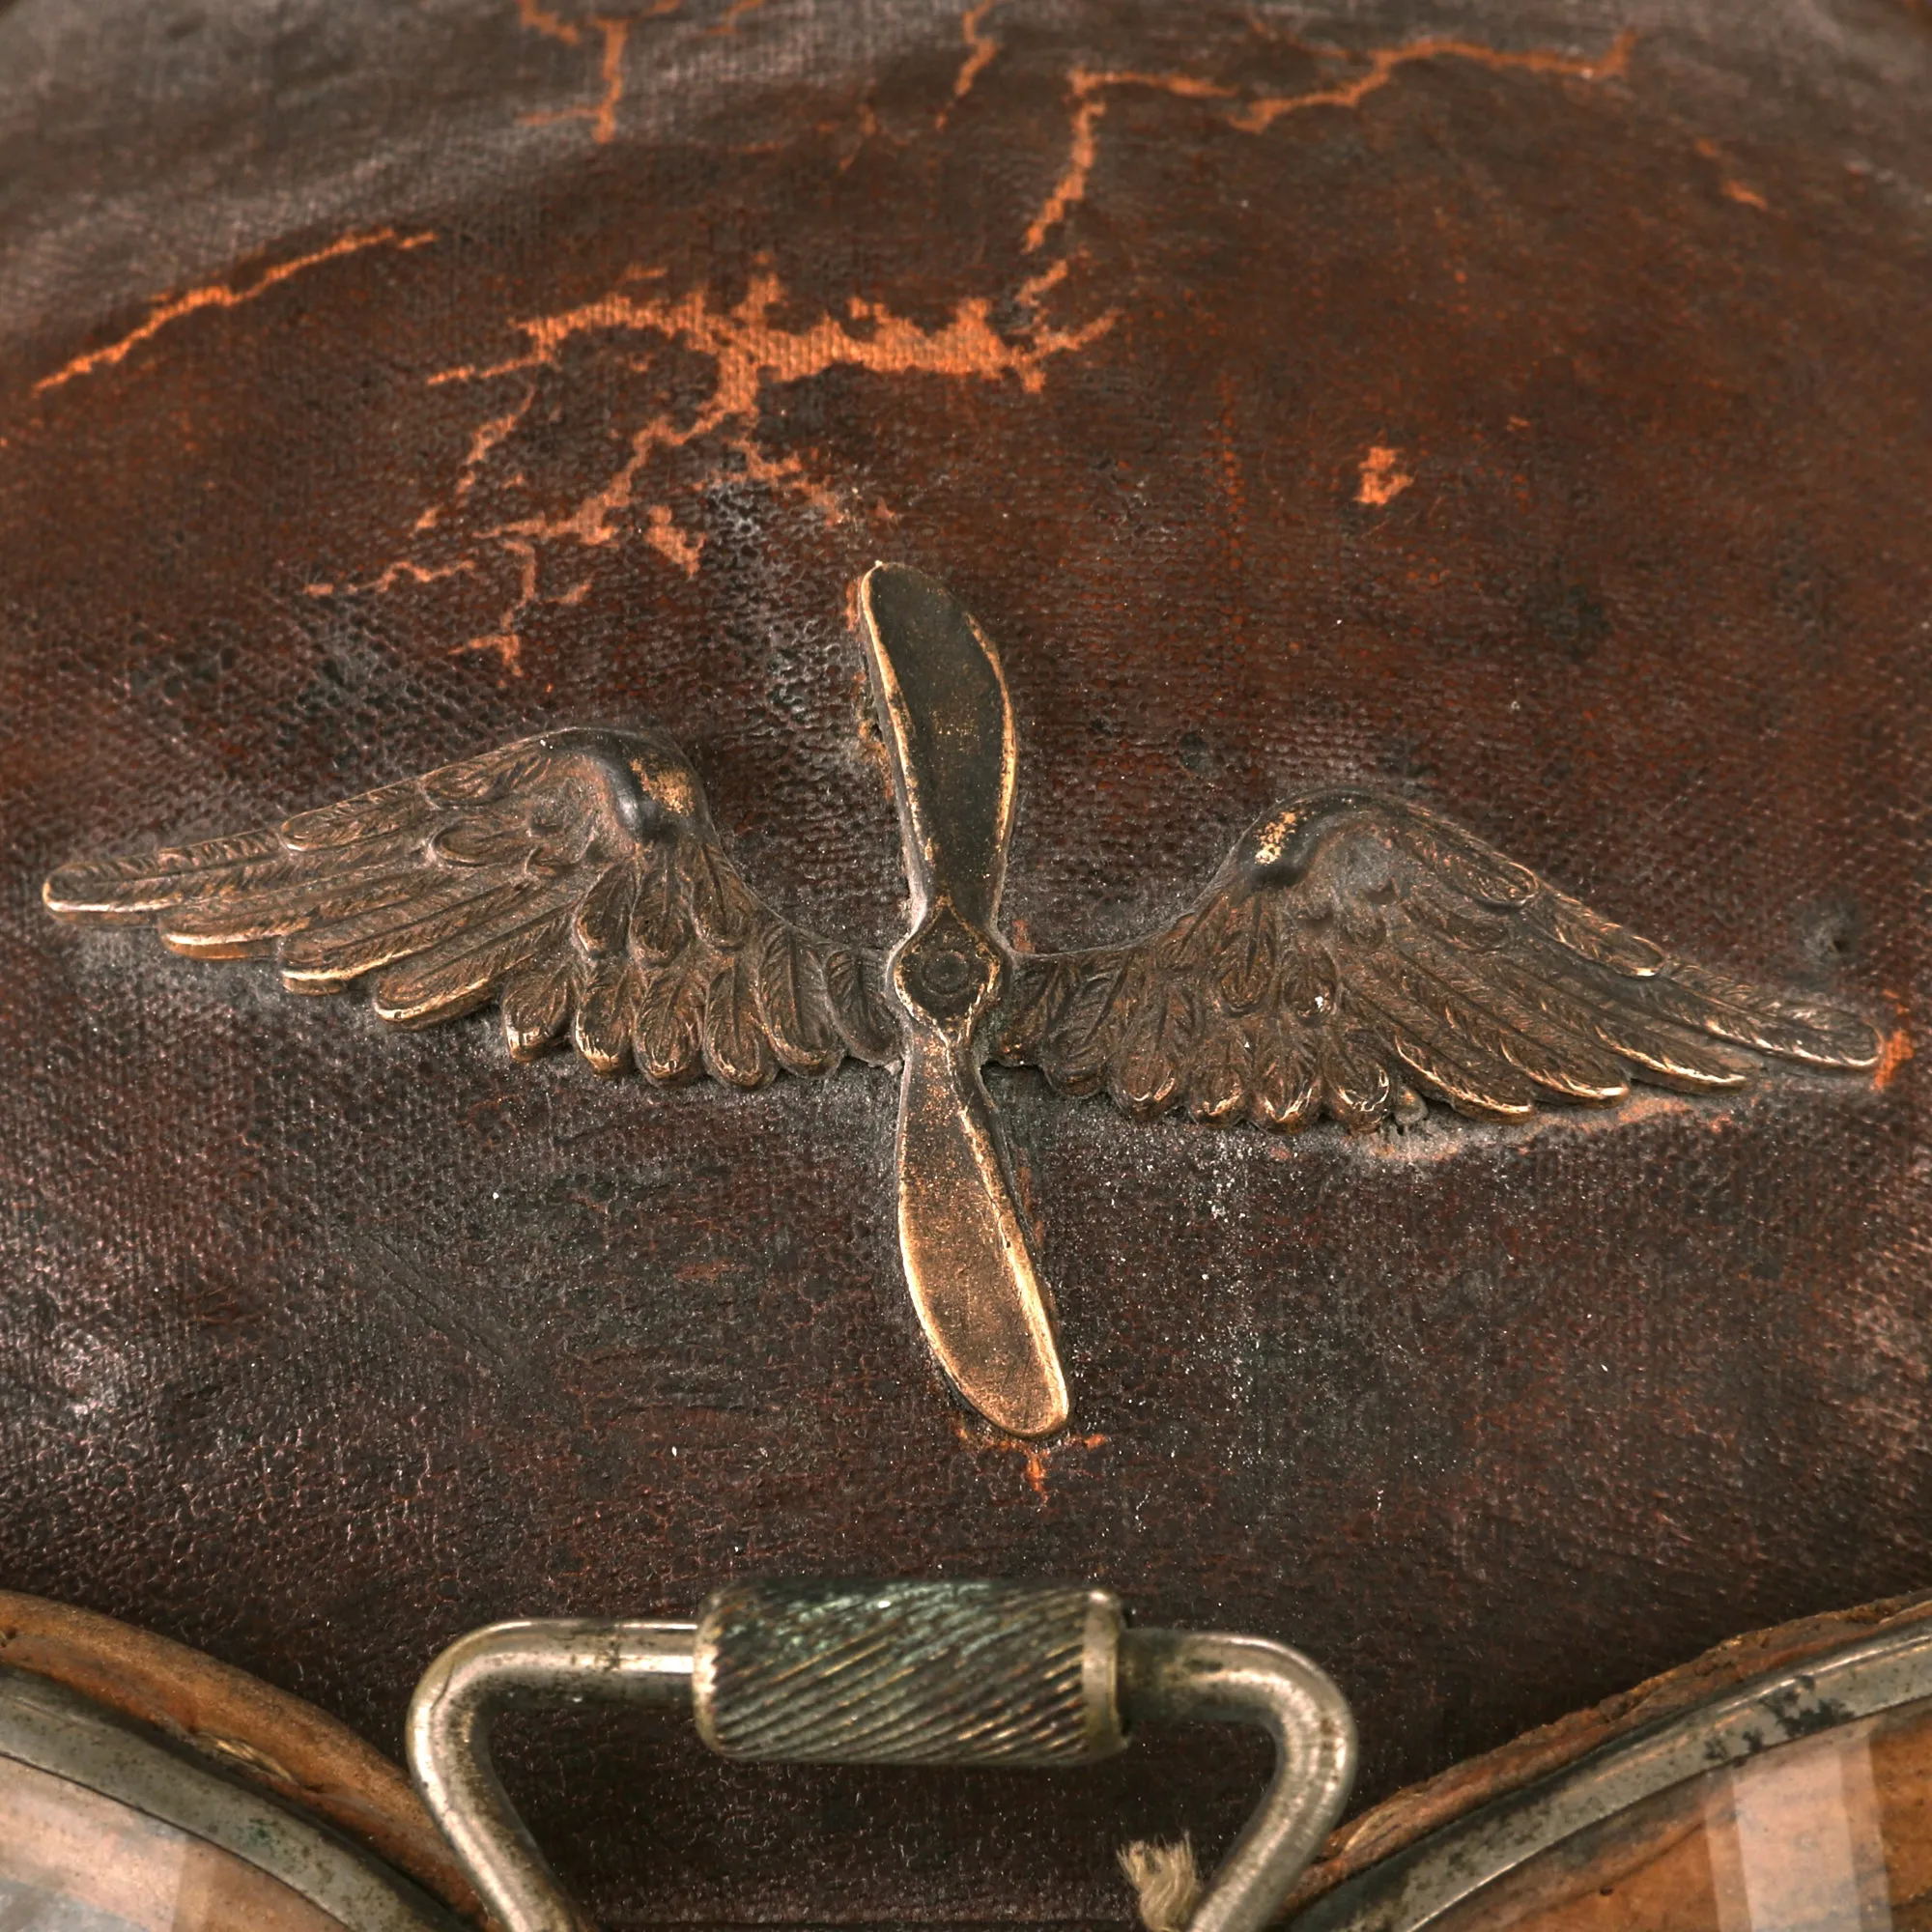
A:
1,1,1927,1924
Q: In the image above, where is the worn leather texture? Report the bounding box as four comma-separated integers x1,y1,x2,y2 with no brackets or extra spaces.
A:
1,0,1927,1923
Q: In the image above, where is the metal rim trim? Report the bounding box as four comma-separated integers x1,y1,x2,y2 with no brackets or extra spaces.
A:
0,1665,463,1932
1288,1616,1932,1932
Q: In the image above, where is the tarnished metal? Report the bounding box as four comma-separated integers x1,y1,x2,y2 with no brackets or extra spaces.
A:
406,1579,1355,1932
859,566,1066,1438
693,1578,1122,1765
42,568,1879,1439
1287,1615,1932,1932
1123,1631,1358,1932
0,1664,460,1931
406,1620,696,1932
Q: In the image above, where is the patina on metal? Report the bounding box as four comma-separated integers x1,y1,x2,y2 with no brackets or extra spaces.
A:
404,1619,698,1932
1286,1612,1932,1932
42,565,1880,1438
0,1587,484,1919
859,567,1065,1436
0,1664,461,1931
693,1577,1122,1764
405,1577,1356,1932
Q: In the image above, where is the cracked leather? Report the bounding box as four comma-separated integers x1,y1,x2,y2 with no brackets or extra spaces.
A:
1,0,1928,1924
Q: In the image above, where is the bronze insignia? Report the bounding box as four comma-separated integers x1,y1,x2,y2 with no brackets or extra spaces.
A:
43,564,1881,1438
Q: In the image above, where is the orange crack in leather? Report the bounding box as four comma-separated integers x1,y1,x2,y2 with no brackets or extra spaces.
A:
937,0,1002,128
952,1416,1110,1500
1025,29,1636,253
32,229,437,395
347,265,1111,667
292,24,1634,671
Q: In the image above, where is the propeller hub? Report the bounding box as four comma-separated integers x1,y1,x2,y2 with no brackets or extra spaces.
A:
893,900,1006,1035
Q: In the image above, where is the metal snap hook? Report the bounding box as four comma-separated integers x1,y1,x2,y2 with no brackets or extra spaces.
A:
405,1578,1355,1932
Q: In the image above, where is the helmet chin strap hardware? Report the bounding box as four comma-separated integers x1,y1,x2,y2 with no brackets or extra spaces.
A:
406,1578,1356,1932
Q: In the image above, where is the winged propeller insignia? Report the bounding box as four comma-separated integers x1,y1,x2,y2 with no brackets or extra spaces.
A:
44,565,1881,1437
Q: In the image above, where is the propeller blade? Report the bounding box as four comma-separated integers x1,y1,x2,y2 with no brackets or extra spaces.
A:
859,563,1067,1438
859,562,1015,928
895,1031,1068,1439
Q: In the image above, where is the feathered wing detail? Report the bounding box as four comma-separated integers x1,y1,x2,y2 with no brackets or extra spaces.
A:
994,791,1881,1133
44,728,899,1087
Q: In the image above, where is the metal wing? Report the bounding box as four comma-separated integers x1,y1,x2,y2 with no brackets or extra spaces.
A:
43,727,898,1088
993,790,1881,1130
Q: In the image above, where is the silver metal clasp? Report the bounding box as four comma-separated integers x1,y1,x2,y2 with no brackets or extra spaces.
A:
404,1579,1355,1932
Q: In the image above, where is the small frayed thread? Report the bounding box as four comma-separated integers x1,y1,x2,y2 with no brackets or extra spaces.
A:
1119,1835,1202,1932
